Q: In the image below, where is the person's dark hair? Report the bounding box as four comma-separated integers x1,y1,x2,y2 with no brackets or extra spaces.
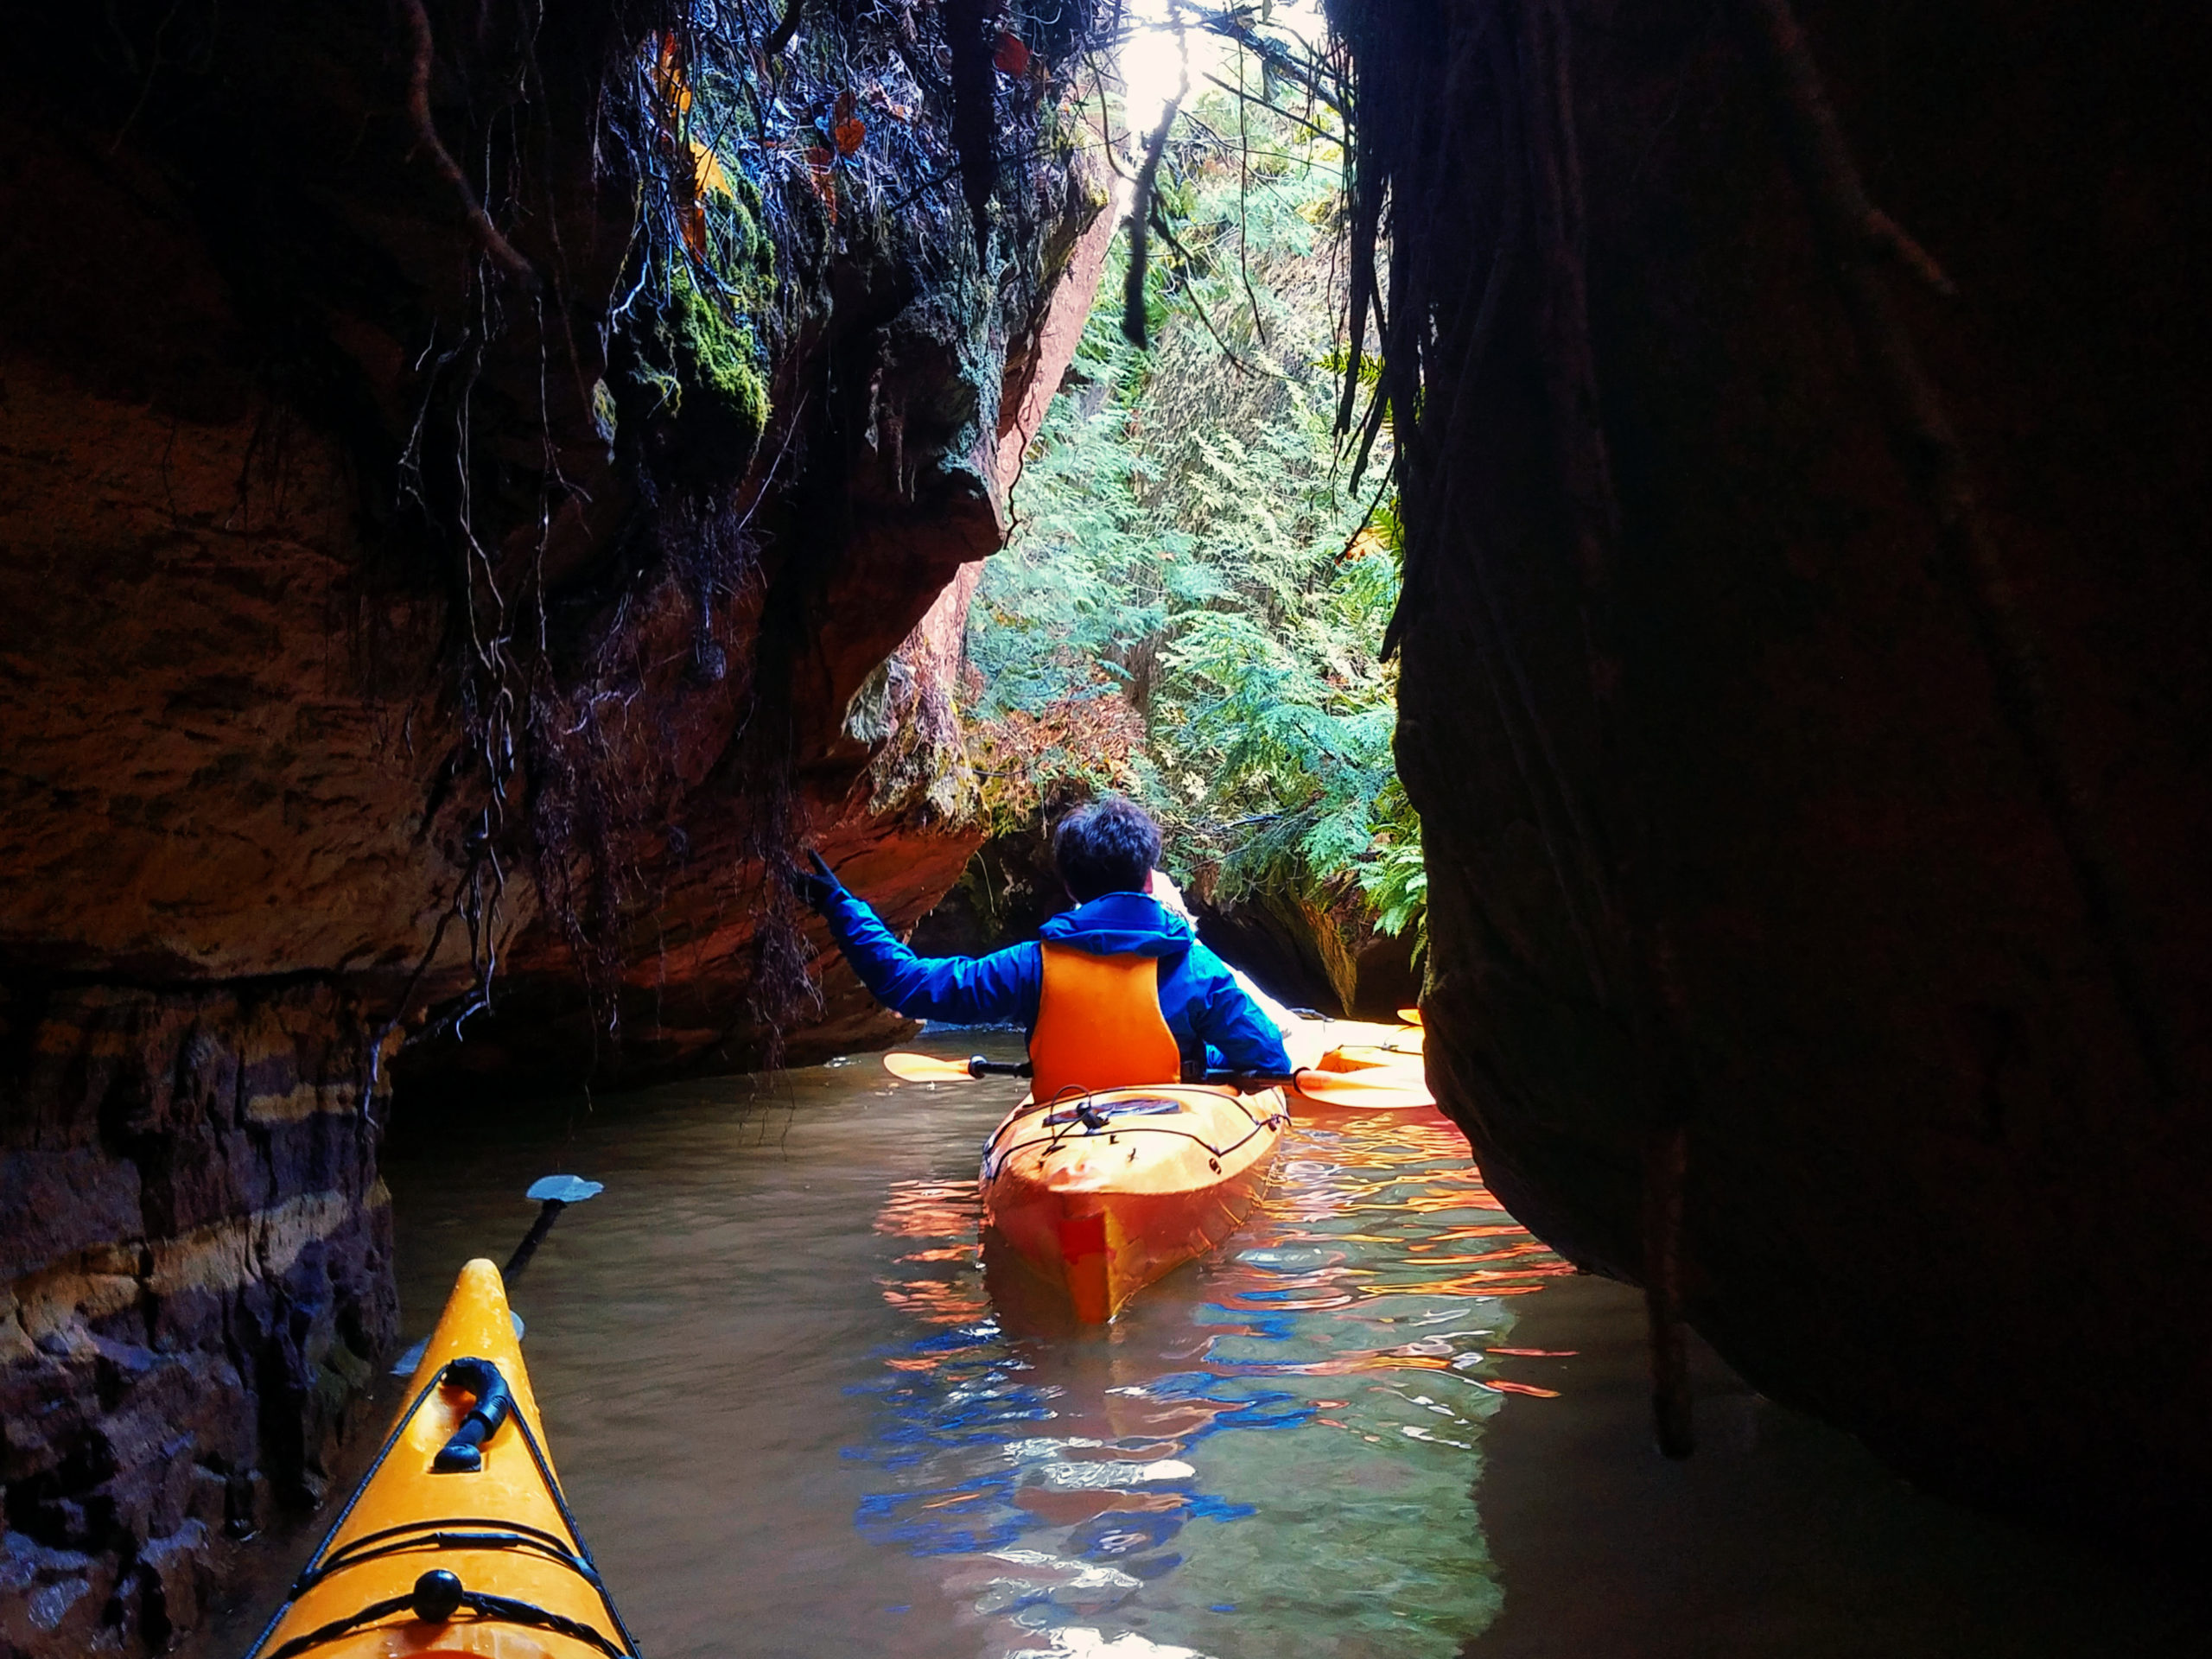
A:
1052,796,1162,903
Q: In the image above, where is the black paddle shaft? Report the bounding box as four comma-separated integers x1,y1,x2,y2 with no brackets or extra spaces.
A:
501,1203,567,1286
957,1058,1304,1090
500,1174,605,1288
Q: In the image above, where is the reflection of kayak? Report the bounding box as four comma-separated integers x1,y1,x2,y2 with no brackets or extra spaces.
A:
1283,1015,1433,1113
243,1258,638,1659
981,1085,1288,1323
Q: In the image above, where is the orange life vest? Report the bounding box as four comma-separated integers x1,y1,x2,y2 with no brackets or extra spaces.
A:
1028,943,1183,1105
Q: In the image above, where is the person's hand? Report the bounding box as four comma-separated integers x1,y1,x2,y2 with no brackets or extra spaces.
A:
787,849,842,912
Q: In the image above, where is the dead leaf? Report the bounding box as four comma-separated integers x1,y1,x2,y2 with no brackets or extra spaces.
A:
833,116,866,156
804,145,838,221
652,34,693,125
690,139,734,201
994,30,1031,76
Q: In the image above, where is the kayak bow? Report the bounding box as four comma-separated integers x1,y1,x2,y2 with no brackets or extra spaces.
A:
242,1258,639,1659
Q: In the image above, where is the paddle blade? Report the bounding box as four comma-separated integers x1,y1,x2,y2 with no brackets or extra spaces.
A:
883,1052,977,1083
1289,1068,1435,1110
526,1174,603,1205
1397,1007,1424,1026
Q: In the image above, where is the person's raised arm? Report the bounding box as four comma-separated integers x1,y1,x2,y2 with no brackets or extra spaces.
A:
796,855,1039,1027
1189,944,1294,1076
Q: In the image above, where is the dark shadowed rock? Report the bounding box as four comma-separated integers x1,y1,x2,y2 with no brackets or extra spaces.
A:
1332,0,2211,1538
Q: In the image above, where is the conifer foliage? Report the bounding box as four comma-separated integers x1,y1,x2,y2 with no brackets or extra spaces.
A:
965,71,1424,953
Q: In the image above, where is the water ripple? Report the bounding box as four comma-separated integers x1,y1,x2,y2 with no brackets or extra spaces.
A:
843,1105,1567,1657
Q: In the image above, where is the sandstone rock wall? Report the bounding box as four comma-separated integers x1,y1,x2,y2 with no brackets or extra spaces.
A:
0,983,392,1655
1333,0,2211,1533
1,2,1111,1649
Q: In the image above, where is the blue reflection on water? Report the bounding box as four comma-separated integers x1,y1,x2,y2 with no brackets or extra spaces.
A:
843,1104,1567,1657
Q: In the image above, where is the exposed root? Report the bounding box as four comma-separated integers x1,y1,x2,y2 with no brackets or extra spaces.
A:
399,0,538,289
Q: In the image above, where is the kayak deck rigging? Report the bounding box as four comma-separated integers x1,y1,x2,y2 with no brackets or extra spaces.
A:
982,1088,1287,1179
243,1260,639,1659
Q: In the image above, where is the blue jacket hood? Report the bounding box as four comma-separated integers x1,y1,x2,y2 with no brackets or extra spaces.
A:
1036,893,1195,960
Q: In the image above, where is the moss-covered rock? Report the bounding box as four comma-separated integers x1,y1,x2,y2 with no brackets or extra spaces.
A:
669,261,768,454
635,155,774,464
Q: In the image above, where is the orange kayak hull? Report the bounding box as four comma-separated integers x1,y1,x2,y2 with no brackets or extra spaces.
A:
979,1085,1286,1322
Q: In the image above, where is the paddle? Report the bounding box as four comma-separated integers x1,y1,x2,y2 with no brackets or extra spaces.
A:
883,1052,1033,1082
389,1173,605,1376
880,1052,1432,1109
503,1173,606,1285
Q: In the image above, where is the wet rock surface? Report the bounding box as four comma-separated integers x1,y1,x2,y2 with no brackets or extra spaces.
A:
1336,0,2211,1535
0,983,394,1656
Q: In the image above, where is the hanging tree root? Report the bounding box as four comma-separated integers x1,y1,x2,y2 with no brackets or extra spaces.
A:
400,0,538,289
1728,0,2177,1100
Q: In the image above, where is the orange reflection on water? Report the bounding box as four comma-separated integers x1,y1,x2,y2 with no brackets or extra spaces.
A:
1012,1488,1185,1525
1405,1242,1561,1267
1262,1352,1455,1376
1425,1222,1538,1243
872,1176,980,1239
842,1087,1576,1654
875,1275,989,1325
866,1096,1569,1402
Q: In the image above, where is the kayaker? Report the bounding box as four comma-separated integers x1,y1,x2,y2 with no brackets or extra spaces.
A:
1143,864,1300,1039
793,795,1293,1093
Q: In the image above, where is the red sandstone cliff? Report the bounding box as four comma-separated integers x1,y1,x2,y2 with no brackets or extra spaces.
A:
0,2,1112,1649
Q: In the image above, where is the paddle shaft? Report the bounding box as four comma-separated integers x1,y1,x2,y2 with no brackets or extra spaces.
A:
938,1058,1355,1090
899,1052,1407,1094
502,1199,569,1287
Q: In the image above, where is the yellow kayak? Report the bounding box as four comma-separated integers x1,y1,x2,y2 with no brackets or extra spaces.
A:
242,1258,636,1659
1282,1015,1433,1112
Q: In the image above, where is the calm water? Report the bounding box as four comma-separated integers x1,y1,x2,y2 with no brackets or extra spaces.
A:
212,1037,2202,1658
377,1035,1563,1659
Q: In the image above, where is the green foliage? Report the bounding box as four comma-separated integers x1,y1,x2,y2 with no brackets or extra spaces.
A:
626,132,775,459
967,83,1424,948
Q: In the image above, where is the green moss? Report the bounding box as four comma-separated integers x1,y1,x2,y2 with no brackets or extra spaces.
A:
670,262,768,454
635,146,774,461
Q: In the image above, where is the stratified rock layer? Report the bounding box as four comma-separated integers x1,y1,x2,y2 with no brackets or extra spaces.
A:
0,2,1109,1649
0,983,393,1656
1337,0,2210,1532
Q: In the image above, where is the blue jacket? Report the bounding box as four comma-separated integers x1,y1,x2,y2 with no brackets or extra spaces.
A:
819,887,1294,1078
